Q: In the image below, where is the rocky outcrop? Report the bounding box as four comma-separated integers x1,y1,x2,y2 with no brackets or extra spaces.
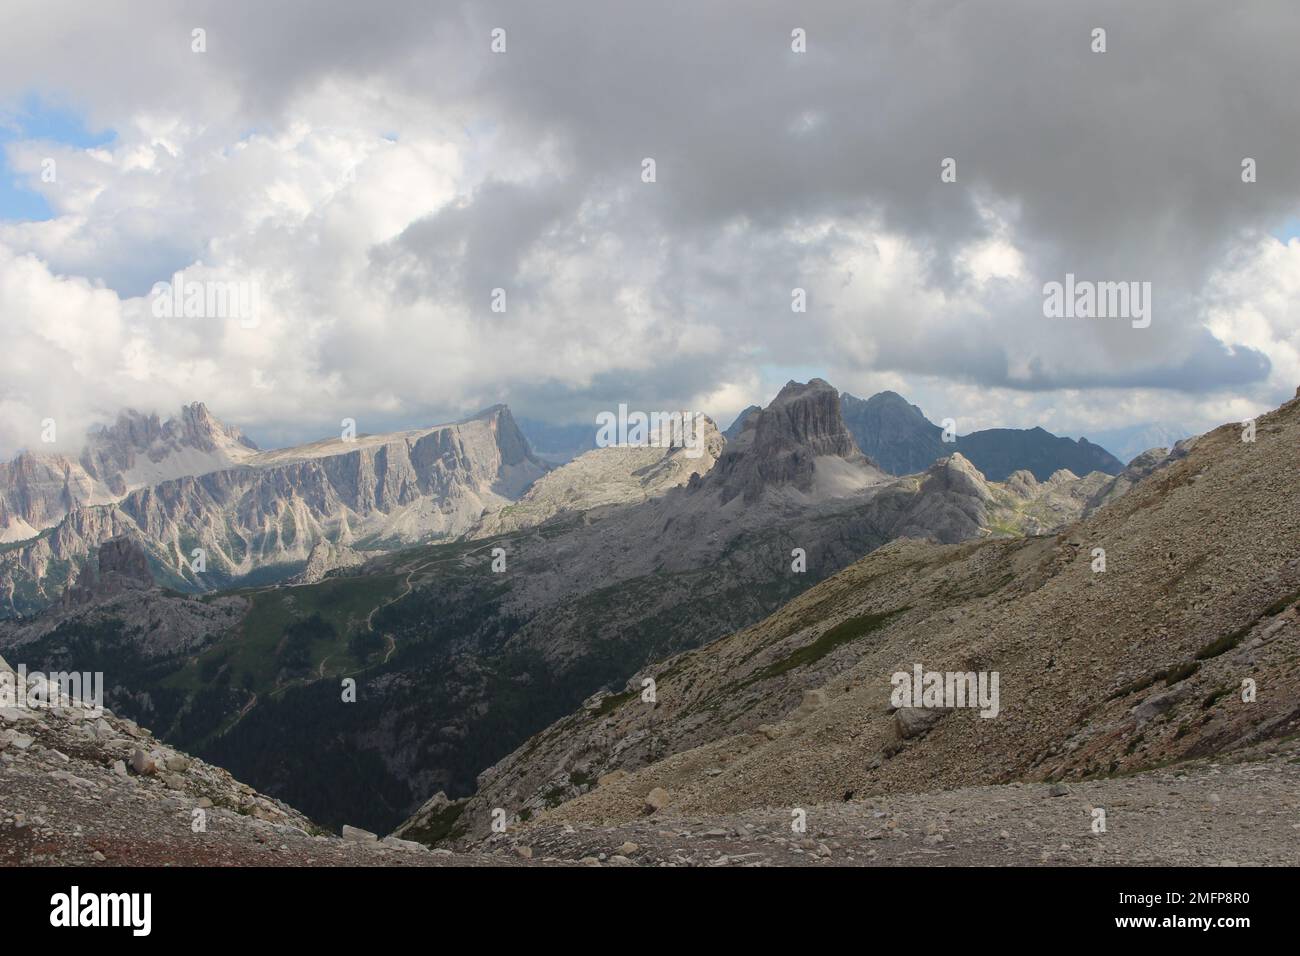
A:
60,536,154,608
1085,445,1177,512
472,416,724,536
290,539,370,585
708,379,878,504
888,453,998,542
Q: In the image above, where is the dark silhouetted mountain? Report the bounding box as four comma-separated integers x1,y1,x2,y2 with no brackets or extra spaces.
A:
515,418,599,465
953,427,1122,482
839,391,946,475
839,391,1124,481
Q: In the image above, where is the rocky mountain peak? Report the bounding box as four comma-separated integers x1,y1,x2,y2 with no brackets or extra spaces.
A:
706,379,873,504
175,401,259,453
86,403,257,461
97,536,153,587
472,404,536,468
920,452,996,502
839,390,946,475
755,379,862,457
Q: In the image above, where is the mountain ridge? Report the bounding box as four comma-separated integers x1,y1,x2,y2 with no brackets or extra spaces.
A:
432,388,1300,846
839,390,1125,481
0,404,549,616
0,380,1114,832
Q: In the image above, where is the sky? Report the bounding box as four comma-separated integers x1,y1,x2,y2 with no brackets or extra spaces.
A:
1,0,1299,458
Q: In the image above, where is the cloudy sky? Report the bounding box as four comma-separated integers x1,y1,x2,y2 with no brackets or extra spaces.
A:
1,0,1298,459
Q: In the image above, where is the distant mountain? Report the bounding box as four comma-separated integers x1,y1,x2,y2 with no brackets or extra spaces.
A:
515,418,599,465
839,390,1124,481
0,403,259,543
721,405,761,442
0,380,1108,833
954,427,1122,483
1085,422,1191,465
0,404,548,616
838,392,947,476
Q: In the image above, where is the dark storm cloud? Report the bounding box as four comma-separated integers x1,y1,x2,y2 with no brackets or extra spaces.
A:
2,0,1295,423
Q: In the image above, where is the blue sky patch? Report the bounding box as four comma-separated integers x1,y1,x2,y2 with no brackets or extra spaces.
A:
0,94,115,221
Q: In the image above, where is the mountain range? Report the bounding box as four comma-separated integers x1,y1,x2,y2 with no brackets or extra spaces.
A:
0,378,1121,832
444,388,1300,851
0,404,547,617
5,384,1297,867
836,391,1123,481
0,388,1128,619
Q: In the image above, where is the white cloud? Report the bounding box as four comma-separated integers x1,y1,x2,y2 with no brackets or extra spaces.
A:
1,0,1298,458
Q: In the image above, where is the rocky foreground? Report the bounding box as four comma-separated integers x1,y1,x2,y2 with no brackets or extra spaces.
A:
3,664,1298,866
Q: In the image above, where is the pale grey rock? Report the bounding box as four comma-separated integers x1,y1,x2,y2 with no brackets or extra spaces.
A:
341,825,379,843
0,404,547,616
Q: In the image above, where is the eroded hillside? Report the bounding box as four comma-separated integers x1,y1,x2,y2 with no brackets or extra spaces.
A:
441,390,1300,841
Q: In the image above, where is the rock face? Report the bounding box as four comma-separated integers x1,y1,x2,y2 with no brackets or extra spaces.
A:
839,390,1124,481
709,380,879,504
721,405,761,442
472,416,724,537
60,537,154,608
95,537,153,589
0,404,549,617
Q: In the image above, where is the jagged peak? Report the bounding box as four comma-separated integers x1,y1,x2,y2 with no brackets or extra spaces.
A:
705,378,874,503
88,402,257,453
458,404,542,469
771,377,836,405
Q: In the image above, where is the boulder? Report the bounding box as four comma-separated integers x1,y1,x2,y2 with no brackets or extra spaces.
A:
893,707,950,740
341,825,378,843
129,748,157,775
